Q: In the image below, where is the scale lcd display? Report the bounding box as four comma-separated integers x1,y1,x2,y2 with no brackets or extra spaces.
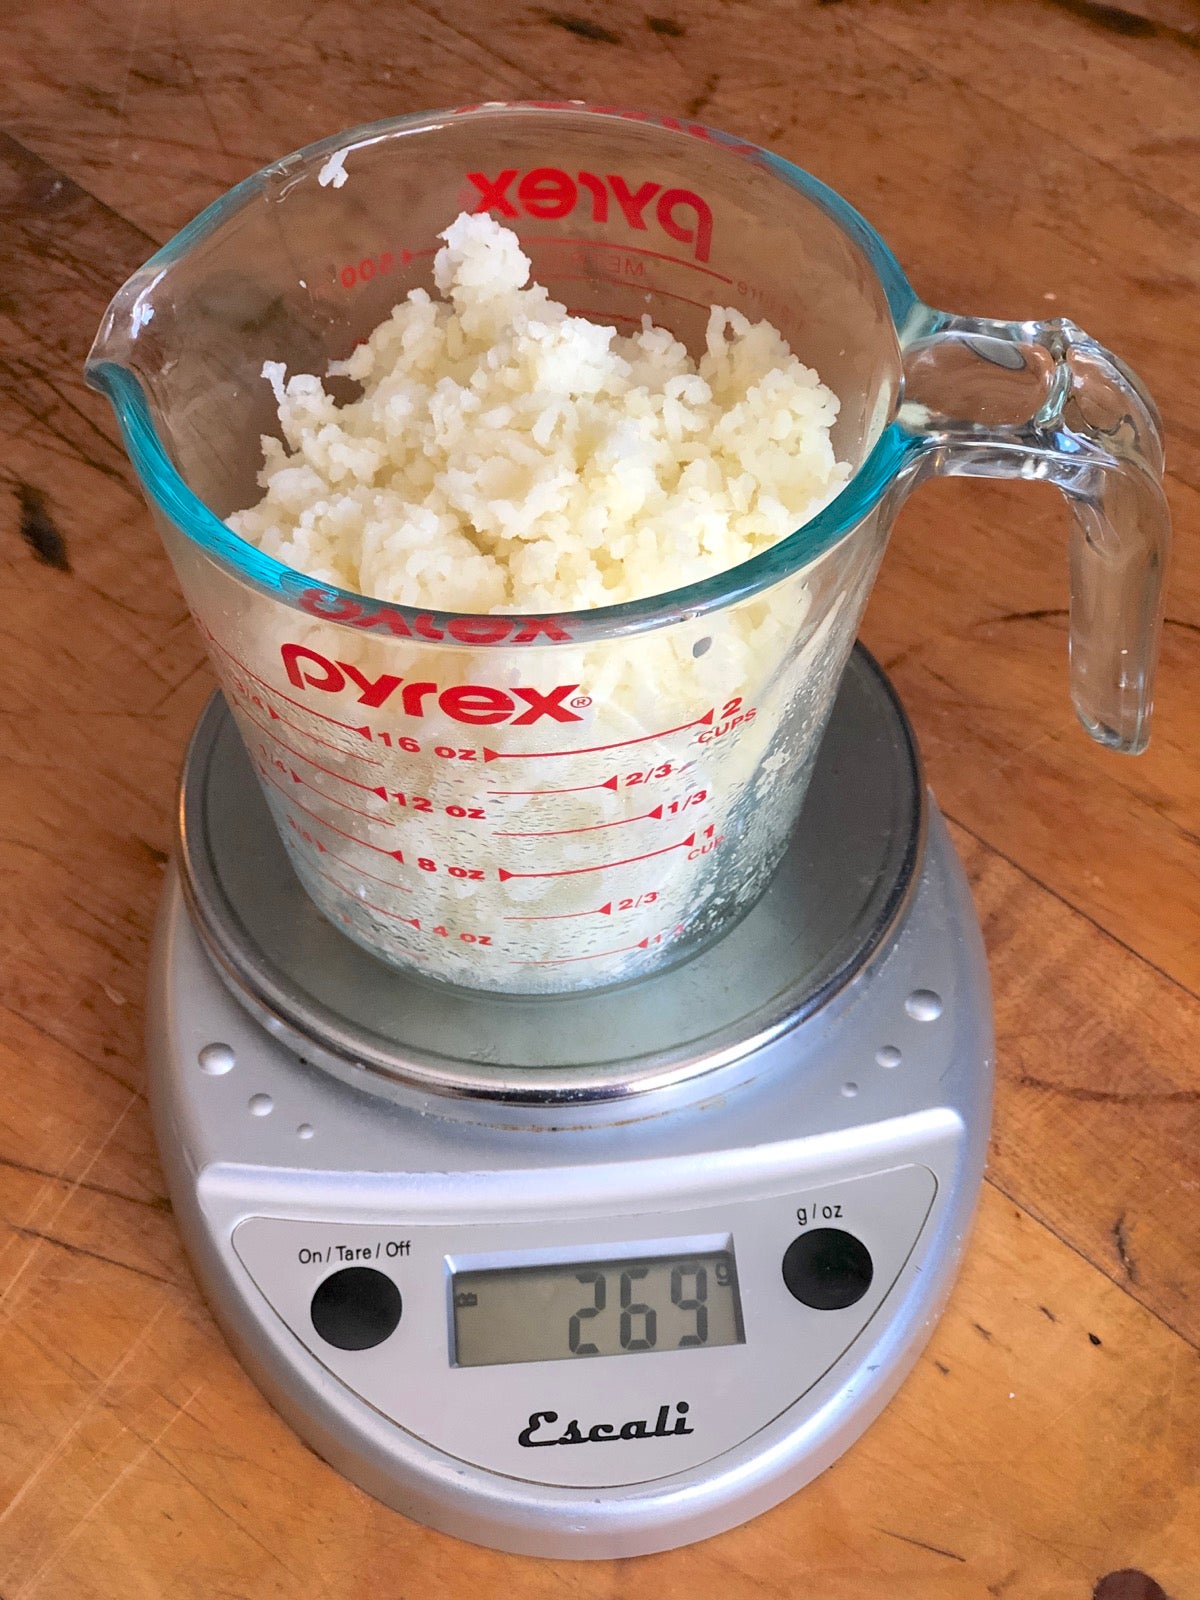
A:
451,1248,744,1368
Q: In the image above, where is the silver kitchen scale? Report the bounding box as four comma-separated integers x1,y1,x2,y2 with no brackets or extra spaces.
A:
148,645,993,1559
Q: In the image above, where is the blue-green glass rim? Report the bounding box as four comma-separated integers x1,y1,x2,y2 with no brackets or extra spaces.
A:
85,103,931,644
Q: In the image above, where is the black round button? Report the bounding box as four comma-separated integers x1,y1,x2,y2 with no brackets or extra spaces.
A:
310,1267,402,1350
782,1228,874,1310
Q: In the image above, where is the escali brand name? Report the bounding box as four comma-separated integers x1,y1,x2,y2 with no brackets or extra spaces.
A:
518,1401,695,1448
281,643,587,724
468,168,714,263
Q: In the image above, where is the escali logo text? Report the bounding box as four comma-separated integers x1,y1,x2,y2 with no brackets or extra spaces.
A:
518,1401,694,1448
281,643,587,724
468,168,713,262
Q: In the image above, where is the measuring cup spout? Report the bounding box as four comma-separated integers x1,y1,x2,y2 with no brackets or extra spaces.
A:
86,263,163,383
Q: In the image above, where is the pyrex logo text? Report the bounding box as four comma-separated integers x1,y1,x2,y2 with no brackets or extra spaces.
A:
281,644,585,725
468,169,713,263
298,588,573,644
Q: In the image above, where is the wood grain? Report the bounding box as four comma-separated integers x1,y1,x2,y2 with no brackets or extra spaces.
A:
1,2,1198,1595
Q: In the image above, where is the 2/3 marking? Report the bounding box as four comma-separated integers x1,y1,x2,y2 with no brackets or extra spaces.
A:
617,891,659,910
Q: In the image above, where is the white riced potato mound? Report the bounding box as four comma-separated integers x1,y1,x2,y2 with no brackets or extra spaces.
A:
229,211,848,612
221,213,861,994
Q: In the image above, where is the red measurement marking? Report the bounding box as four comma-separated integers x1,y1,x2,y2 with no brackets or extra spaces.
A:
483,711,713,763
538,272,713,314
504,902,613,921
265,775,405,860
280,766,394,824
497,834,694,881
321,848,412,890
247,723,388,794
207,630,373,737
230,686,384,766
567,307,642,323
234,691,363,762
317,872,419,925
511,937,660,966
524,237,734,284
494,806,664,838
488,776,620,797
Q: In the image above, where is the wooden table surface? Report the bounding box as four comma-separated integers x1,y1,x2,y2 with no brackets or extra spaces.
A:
2,1,1199,1595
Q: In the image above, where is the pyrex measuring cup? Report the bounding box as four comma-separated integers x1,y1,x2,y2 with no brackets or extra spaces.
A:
86,104,1169,996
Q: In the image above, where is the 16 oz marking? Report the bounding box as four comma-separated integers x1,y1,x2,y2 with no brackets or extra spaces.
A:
372,734,481,761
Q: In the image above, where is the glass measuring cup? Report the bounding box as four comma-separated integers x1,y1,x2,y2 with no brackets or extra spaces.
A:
86,104,1169,997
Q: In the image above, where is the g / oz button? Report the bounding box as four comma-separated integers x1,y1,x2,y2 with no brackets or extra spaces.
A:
311,1266,403,1350
782,1229,874,1310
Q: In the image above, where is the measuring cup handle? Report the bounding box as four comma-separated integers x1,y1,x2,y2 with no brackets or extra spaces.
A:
897,311,1170,754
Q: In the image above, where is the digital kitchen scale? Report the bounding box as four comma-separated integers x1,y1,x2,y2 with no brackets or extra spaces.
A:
147,646,993,1559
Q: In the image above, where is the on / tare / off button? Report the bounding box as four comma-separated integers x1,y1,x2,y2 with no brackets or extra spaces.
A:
311,1266,403,1350
782,1229,874,1311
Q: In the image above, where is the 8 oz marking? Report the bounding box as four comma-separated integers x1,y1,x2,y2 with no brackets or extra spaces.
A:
395,852,486,880
340,252,395,289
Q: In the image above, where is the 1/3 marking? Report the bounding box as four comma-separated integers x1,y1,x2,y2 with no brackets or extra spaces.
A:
663,788,707,816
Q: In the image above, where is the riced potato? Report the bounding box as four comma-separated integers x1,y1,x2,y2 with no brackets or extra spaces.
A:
223,212,859,993
230,211,848,613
